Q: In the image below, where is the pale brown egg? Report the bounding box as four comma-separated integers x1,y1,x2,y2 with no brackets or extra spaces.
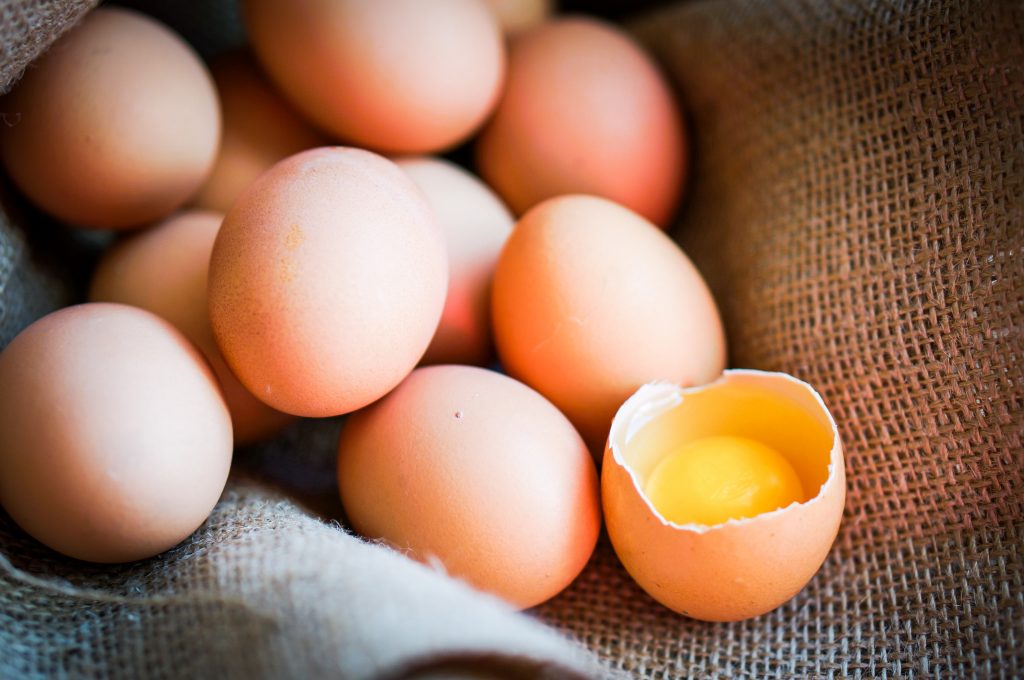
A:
0,303,232,563
208,147,448,417
491,195,726,454
243,0,505,153
193,52,327,214
602,371,846,621
338,365,600,609
485,0,553,35
476,16,685,227
0,7,220,229
396,157,513,366
89,210,295,444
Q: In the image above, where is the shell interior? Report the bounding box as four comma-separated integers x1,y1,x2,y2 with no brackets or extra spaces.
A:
609,370,839,532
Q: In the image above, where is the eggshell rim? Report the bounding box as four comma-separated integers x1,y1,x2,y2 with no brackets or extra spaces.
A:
606,368,841,534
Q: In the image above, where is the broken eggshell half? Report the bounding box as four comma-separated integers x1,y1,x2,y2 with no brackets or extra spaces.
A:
601,369,846,622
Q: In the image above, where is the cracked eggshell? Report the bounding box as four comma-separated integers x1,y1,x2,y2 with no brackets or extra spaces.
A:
602,370,846,622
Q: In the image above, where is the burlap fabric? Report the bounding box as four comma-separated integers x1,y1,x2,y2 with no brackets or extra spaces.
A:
1,0,1022,678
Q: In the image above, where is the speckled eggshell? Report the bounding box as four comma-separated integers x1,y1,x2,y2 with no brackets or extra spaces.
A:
243,0,505,153
193,52,327,213
0,8,220,229
602,371,847,621
476,16,685,227
0,304,232,563
208,147,448,417
491,194,726,453
396,157,513,366
337,365,600,609
90,210,295,444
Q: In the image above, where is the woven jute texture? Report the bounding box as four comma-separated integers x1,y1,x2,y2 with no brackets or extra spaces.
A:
1,0,1022,678
0,0,95,95
536,0,1024,677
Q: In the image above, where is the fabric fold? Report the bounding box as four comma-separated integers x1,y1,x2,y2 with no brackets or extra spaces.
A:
0,473,606,679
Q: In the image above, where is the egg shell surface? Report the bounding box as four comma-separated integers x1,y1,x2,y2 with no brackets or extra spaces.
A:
397,157,513,366
208,147,448,417
0,303,232,563
491,194,726,453
476,16,685,226
602,370,846,621
193,52,327,214
90,210,295,444
337,365,601,609
0,7,220,229
243,0,505,153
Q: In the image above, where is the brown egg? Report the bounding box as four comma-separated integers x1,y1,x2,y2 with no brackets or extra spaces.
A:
338,365,600,609
90,211,295,444
242,0,505,153
485,0,553,35
0,304,232,563
396,157,513,366
476,16,685,227
492,195,726,453
208,147,448,417
193,52,327,213
0,8,220,230
602,372,846,621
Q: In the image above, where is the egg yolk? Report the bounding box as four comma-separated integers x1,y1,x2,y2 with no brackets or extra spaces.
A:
644,435,804,525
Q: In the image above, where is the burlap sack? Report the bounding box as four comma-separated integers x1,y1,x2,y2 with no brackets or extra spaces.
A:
2,0,1022,678
534,1,1023,676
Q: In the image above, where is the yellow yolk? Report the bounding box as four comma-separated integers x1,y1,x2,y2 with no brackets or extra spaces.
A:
644,435,804,526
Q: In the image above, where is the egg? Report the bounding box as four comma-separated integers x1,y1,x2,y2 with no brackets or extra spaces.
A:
193,52,327,214
396,157,514,366
491,194,726,453
243,0,505,153
89,211,295,444
0,303,232,563
475,15,684,227
337,365,600,609
602,370,846,621
643,435,804,526
208,147,448,417
485,0,553,35
0,7,220,229
476,16,685,227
